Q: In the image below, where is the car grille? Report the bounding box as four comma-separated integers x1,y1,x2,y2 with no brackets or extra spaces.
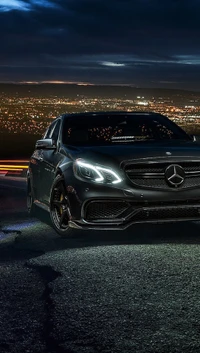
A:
124,161,200,190
84,200,200,224
85,201,130,220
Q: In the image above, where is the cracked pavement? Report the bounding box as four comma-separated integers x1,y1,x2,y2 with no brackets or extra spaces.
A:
2,177,200,353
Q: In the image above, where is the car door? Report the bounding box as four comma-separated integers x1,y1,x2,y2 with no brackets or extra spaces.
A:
39,119,63,204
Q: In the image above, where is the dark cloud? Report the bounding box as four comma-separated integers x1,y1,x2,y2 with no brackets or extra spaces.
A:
1,0,200,89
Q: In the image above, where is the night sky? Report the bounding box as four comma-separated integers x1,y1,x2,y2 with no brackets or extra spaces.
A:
1,0,200,90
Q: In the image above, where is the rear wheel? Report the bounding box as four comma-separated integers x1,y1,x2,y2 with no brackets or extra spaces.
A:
50,175,75,237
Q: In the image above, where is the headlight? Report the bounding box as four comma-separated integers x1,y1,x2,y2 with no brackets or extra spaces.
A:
74,159,122,184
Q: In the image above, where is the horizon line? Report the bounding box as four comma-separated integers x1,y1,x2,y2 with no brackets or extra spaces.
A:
0,81,198,92
0,80,137,86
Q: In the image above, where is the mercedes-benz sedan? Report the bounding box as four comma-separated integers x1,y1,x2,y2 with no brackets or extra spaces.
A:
27,111,200,236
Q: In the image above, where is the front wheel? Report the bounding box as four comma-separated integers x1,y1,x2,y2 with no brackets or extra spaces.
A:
50,175,75,237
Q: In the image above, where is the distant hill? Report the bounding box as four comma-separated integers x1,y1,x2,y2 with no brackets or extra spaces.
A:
0,83,199,100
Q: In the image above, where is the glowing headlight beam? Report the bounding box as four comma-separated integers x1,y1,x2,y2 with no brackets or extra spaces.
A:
76,160,122,184
96,166,122,184
76,161,104,182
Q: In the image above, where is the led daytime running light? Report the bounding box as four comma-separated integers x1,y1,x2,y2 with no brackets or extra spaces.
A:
76,161,103,182
76,160,122,184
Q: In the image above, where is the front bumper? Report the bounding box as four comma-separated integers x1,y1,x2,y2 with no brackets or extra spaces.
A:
68,197,200,230
64,171,200,231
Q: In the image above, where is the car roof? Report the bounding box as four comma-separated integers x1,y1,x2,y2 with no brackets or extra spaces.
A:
62,111,162,119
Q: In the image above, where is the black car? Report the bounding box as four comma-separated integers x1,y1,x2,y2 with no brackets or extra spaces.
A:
27,111,200,236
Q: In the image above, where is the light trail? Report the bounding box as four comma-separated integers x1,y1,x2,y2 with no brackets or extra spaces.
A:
0,168,23,171
0,165,28,169
0,160,29,162
0,160,29,175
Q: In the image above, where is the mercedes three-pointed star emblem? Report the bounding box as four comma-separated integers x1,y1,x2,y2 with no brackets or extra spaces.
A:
165,164,185,187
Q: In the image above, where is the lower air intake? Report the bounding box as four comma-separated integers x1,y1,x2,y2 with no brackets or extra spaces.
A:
85,201,130,220
134,206,200,222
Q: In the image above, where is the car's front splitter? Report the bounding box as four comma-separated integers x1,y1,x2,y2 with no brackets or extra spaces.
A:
68,202,200,230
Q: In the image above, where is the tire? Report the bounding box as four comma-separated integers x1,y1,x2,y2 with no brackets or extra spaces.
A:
27,178,36,217
49,175,75,237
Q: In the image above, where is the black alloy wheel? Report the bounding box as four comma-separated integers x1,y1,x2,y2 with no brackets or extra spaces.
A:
50,175,74,236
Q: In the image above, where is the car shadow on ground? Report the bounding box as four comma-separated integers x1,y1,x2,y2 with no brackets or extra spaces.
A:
1,208,200,263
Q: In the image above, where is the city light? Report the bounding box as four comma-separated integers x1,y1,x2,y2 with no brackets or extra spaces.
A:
0,89,200,137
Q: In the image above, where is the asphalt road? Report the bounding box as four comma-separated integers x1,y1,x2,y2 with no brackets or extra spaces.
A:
1,177,200,352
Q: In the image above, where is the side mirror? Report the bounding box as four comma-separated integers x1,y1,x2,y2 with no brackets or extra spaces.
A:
35,138,56,149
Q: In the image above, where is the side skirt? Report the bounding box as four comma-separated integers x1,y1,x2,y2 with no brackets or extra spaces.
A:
34,200,50,213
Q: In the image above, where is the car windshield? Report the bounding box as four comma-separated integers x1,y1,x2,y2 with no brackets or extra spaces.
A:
63,114,191,145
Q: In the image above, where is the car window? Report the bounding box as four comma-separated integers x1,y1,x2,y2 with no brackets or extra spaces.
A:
45,121,57,139
43,126,51,139
50,120,61,143
63,114,190,145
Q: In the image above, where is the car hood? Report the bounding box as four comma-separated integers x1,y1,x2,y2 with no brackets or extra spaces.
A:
64,140,200,167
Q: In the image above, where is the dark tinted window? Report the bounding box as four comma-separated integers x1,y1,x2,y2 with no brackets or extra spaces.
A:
51,120,61,143
45,121,57,139
62,114,190,145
